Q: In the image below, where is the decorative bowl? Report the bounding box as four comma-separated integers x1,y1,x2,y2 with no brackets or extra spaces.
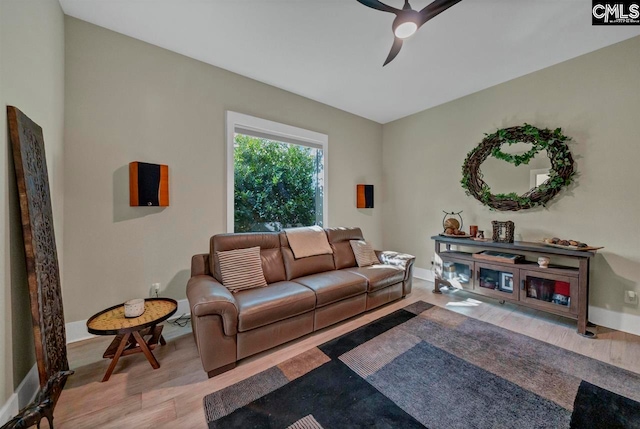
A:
124,298,145,318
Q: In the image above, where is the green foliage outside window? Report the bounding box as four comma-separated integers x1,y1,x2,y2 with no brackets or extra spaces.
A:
234,134,322,232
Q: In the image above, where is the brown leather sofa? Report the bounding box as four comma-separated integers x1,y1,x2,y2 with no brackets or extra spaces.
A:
186,227,415,377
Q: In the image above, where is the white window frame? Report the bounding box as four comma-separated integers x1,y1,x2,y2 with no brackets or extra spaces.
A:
530,168,550,188
226,111,329,233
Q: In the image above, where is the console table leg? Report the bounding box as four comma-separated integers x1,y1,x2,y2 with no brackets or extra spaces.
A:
577,259,596,338
433,278,442,294
433,241,442,294
578,330,596,338
577,315,596,338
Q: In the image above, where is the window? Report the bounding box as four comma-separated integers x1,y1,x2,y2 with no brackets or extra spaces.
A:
226,112,328,233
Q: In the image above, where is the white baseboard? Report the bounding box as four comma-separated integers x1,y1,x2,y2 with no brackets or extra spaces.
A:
0,364,38,426
65,298,190,344
174,298,190,318
413,266,434,283
0,392,19,426
589,306,640,337
65,319,96,343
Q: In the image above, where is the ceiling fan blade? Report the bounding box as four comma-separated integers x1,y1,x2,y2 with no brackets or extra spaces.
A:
383,37,403,66
419,0,462,25
356,0,401,14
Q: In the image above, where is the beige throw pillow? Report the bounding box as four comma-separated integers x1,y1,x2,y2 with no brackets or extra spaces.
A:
285,225,333,259
216,246,268,292
349,240,380,267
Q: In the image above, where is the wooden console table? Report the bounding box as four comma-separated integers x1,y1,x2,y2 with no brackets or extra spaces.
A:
432,236,596,338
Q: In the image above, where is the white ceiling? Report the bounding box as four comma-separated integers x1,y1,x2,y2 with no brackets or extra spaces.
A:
59,0,640,124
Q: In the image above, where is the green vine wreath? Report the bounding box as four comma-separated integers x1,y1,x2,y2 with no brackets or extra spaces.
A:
461,124,575,211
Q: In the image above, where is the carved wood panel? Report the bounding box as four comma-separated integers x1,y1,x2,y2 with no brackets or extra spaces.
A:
7,106,69,394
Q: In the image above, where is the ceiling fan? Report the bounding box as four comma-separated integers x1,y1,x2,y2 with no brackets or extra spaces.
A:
356,0,463,66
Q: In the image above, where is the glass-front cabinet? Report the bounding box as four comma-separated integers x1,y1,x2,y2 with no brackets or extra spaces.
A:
474,262,519,301
520,270,578,315
436,257,474,291
435,256,579,314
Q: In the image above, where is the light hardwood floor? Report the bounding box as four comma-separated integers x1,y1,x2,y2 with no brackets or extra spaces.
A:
54,279,640,428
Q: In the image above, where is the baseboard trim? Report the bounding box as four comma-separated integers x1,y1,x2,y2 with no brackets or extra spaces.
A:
174,298,190,319
65,298,191,344
589,307,640,337
0,364,38,426
0,393,18,426
413,266,434,283
65,319,96,344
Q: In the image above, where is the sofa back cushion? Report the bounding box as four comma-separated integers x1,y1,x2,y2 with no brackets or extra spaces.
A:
325,227,364,269
211,233,286,284
280,232,335,280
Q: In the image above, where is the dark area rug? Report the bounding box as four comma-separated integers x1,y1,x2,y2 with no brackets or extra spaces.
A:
204,301,640,428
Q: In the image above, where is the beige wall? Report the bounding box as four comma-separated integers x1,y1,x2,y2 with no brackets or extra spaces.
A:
382,36,640,335
63,17,383,323
0,0,65,407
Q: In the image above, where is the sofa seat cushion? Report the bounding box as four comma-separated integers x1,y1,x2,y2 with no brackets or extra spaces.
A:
235,281,316,332
345,265,405,292
293,271,368,307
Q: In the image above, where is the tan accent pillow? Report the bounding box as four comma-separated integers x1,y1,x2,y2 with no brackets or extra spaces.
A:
216,246,268,292
349,240,380,267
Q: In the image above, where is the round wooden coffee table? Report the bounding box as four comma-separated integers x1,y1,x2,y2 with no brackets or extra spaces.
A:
87,298,177,382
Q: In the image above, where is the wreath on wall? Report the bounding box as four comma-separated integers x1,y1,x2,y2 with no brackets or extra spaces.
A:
460,124,575,211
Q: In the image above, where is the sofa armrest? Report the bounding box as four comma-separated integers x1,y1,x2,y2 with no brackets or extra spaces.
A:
375,250,415,271
376,250,416,295
186,275,238,336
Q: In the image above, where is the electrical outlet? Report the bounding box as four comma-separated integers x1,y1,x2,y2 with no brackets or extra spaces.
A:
151,283,160,298
624,290,638,305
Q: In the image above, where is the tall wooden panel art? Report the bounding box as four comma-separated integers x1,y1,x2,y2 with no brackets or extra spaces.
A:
7,107,69,402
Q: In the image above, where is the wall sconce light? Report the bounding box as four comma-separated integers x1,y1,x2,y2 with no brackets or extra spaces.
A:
357,184,374,208
129,161,169,206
